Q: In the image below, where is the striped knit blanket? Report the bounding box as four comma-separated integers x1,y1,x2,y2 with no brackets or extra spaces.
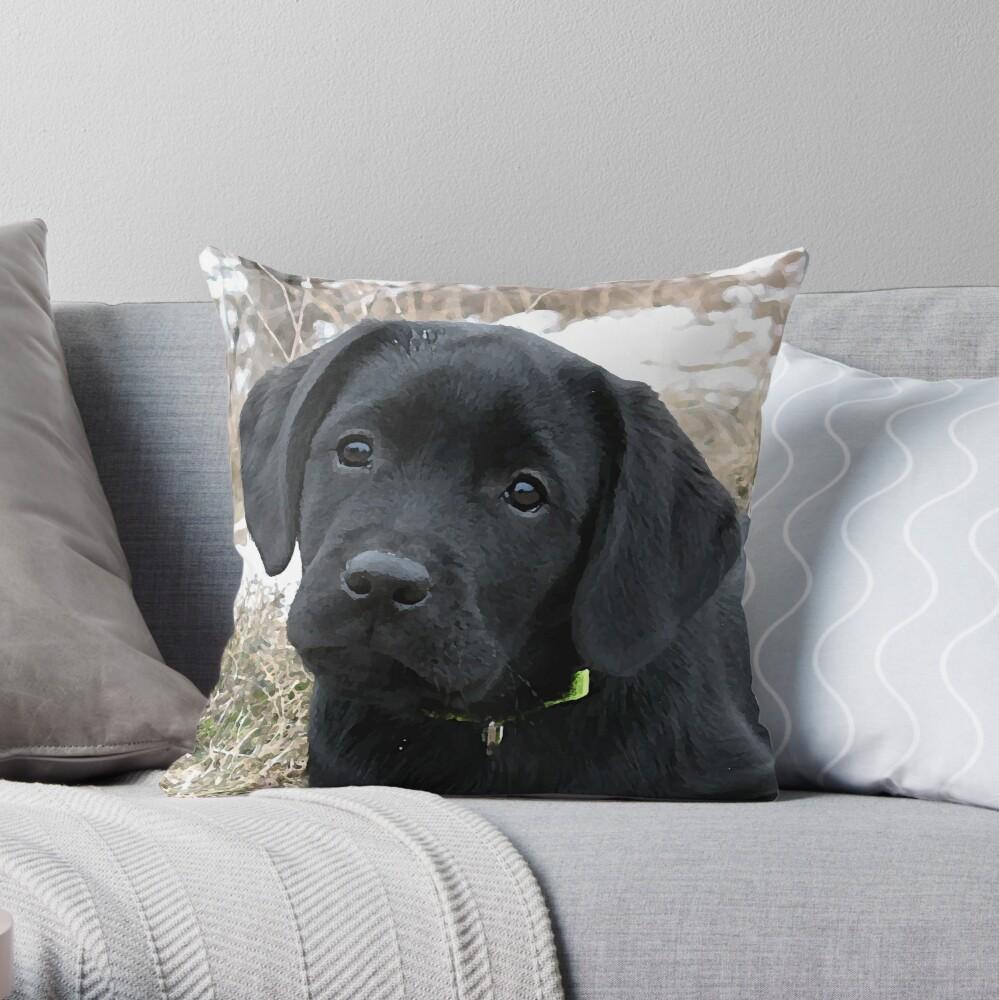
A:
0,772,563,999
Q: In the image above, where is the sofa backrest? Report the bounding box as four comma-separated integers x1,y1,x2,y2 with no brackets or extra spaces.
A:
55,303,238,694
53,289,999,692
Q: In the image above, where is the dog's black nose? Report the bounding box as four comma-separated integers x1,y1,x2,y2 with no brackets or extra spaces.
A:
342,550,431,608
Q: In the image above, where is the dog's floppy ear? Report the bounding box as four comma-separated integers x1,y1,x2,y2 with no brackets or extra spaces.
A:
572,373,742,677
239,319,391,575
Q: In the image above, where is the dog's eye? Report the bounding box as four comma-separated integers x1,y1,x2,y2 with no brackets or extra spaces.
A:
336,435,373,468
503,475,547,513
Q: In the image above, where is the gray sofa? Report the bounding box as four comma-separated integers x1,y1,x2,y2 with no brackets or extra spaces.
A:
54,290,999,999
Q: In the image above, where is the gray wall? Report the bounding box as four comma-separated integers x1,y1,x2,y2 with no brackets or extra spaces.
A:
2,0,997,301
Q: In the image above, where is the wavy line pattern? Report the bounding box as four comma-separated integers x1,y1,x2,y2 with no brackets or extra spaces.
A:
872,381,965,777
811,379,903,785
745,345,999,811
748,366,846,756
939,507,999,790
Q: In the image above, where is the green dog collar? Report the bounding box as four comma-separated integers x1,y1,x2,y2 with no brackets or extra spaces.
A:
424,668,590,756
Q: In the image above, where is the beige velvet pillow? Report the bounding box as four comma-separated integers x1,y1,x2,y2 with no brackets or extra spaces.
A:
0,219,205,781
162,247,807,796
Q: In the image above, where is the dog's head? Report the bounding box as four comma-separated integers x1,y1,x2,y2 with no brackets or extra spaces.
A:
240,319,741,718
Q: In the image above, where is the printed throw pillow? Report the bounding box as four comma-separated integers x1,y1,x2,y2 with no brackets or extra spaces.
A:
745,344,999,811
162,248,808,797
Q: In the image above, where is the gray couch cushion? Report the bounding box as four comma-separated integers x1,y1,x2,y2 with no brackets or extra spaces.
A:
788,287,999,379
468,792,999,999
53,288,999,692
54,302,240,693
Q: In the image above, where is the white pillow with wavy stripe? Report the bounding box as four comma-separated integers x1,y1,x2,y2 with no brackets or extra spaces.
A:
745,344,999,810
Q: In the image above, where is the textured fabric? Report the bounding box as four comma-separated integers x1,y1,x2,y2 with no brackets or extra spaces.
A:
0,910,10,1000
469,791,999,1000
4,775,995,1000
0,773,563,1000
744,345,999,809
0,221,204,781
785,287,999,379
162,248,806,798
52,288,999,697
54,302,240,695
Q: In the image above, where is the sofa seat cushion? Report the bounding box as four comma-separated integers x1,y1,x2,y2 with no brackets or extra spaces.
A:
467,792,999,999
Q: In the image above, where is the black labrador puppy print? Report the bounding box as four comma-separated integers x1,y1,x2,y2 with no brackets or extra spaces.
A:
239,319,777,799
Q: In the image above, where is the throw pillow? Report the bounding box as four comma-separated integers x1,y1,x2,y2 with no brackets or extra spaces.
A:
745,343,999,810
0,219,205,781
162,247,808,797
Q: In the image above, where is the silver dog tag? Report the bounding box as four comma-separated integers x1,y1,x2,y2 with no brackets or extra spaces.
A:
482,719,504,756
